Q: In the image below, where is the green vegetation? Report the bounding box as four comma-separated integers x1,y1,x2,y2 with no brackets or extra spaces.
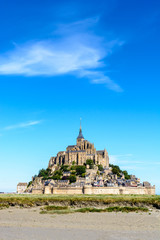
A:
75,165,86,176
0,203,9,210
75,206,148,213
69,175,76,183
52,170,63,180
42,205,68,211
86,159,94,169
81,173,86,177
122,170,130,180
70,165,76,170
27,181,33,188
109,164,121,176
35,161,130,184
36,164,86,182
98,164,103,171
0,194,159,209
38,168,52,179
109,164,131,179
40,205,148,214
60,165,69,172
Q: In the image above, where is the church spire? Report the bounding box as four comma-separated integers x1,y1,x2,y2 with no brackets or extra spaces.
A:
77,118,84,139
80,117,82,132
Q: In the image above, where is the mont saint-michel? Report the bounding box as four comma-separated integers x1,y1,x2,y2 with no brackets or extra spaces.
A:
20,124,155,195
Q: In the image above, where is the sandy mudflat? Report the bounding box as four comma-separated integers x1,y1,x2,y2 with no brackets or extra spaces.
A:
0,207,160,240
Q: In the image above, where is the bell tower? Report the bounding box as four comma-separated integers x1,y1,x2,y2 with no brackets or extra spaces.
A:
77,118,84,147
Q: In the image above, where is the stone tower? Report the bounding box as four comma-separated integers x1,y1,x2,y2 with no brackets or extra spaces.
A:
77,119,84,147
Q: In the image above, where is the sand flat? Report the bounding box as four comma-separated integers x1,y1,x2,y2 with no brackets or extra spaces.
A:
0,207,160,240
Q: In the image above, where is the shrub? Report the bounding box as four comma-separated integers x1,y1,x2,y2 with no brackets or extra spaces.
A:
86,159,94,169
98,164,103,171
52,175,61,180
51,170,63,180
69,175,76,183
122,170,131,179
70,165,76,170
76,165,86,176
27,181,32,187
38,168,51,178
54,170,63,176
81,173,86,178
60,165,69,172
109,164,131,179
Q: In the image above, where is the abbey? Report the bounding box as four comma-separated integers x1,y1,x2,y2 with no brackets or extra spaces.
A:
48,124,109,169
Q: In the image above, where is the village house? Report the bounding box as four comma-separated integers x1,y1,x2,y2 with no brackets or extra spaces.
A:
17,182,28,194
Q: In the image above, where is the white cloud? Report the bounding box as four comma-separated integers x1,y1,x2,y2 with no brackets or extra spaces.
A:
4,120,41,131
109,154,160,166
0,18,123,92
109,154,133,164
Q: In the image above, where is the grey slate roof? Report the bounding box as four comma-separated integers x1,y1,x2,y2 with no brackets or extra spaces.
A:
77,128,84,139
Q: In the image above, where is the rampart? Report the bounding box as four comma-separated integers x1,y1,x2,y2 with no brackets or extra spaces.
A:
43,185,155,195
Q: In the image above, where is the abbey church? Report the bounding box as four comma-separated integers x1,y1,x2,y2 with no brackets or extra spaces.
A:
48,123,109,169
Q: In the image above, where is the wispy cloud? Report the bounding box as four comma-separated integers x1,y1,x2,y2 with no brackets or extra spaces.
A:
109,154,133,164
0,17,123,92
3,120,41,131
109,154,160,166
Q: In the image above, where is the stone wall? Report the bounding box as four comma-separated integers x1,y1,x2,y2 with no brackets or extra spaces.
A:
32,188,43,194
43,185,155,195
84,186,155,195
44,186,82,195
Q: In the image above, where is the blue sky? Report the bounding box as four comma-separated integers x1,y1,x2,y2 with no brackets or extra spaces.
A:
0,0,160,194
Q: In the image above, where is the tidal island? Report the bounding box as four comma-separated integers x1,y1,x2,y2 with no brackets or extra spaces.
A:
18,123,155,195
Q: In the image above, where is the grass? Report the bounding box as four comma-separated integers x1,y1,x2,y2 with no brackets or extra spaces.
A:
0,203,9,210
40,205,149,214
42,205,68,211
76,206,148,213
0,194,159,209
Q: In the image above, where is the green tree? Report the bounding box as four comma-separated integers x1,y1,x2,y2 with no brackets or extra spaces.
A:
109,164,131,179
81,173,86,178
122,170,131,179
38,168,51,178
70,165,76,170
76,165,86,176
112,165,121,176
60,165,69,172
69,175,76,183
52,175,61,180
52,170,63,180
98,164,103,171
27,181,32,187
86,159,94,169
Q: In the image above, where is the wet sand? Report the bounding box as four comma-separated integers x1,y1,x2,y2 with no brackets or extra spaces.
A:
0,207,160,240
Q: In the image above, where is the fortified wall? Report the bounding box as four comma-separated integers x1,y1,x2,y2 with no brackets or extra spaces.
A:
42,185,155,195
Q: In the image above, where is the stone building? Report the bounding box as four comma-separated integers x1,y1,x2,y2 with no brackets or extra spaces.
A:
48,124,109,169
17,182,28,194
